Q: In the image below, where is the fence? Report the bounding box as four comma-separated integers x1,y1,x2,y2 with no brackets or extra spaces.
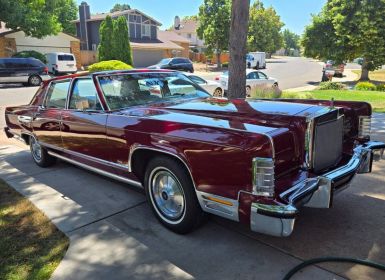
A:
189,52,230,64
80,50,98,67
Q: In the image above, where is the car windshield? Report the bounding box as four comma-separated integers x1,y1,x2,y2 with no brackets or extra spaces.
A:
157,58,171,65
97,72,210,110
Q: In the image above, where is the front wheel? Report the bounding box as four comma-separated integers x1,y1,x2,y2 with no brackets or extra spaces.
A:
213,87,223,97
144,156,205,234
28,75,42,86
30,136,56,167
246,85,252,98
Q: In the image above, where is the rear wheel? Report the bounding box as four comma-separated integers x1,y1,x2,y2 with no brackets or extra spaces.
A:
28,75,42,86
247,62,251,69
255,62,260,70
213,87,223,97
144,156,205,234
30,136,56,167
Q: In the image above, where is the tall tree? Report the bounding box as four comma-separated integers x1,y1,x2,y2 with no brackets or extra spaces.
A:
228,0,250,99
197,0,231,67
98,16,115,61
247,1,284,54
56,0,78,35
112,16,133,65
282,29,300,54
0,0,77,38
110,3,131,13
302,0,385,80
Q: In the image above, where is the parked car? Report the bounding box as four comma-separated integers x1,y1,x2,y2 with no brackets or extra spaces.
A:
5,69,384,237
246,52,266,69
45,52,77,75
184,73,223,97
148,57,194,73
323,60,345,77
0,57,50,86
218,69,278,96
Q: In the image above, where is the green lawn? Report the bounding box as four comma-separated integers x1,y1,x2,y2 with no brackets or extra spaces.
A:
282,90,385,113
0,180,69,280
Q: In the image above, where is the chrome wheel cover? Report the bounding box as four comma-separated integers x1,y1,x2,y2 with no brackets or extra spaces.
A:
30,76,41,86
214,88,222,97
150,168,185,222
31,137,42,161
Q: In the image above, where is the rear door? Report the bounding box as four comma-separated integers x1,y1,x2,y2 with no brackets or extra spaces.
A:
57,54,76,73
61,77,109,161
32,79,71,147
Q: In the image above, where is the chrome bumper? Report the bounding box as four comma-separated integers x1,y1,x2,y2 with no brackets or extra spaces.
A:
250,141,385,237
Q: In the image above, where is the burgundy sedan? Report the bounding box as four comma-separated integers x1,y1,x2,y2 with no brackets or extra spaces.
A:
4,69,384,236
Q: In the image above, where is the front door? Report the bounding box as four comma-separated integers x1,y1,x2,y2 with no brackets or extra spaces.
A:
61,78,109,162
32,79,71,147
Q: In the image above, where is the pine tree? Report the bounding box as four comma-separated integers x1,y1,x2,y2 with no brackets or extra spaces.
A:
98,16,114,61
112,16,133,65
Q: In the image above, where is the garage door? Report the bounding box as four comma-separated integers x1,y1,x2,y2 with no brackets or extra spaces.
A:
16,46,71,54
133,49,163,67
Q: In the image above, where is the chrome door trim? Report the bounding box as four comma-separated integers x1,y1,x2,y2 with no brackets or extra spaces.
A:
47,151,142,188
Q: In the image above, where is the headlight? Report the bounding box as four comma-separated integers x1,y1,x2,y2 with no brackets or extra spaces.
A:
252,158,275,197
358,116,371,139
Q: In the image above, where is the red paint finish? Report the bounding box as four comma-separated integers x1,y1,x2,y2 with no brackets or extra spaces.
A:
4,70,373,227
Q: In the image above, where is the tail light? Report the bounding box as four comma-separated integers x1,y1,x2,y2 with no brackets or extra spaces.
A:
215,76,220,81
252,158,275,197
358,116,371,139
43,67,48,74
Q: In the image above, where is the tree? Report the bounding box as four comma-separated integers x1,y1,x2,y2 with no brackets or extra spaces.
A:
98,16,115,61
0,0,77,38
183,15,199,21
56,0,78,35
112,16,133,65
228,0,250,99
247,1,284,54
110,3,131,13
282,29,300,54
302,0,385,80
197,0,231,68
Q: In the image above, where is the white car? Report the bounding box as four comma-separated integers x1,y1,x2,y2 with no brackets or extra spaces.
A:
246,52,266,69
184,73,224,97
45,52,77,75
218,69,278,96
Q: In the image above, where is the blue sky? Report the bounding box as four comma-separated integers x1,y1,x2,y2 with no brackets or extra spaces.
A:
77,0,326,35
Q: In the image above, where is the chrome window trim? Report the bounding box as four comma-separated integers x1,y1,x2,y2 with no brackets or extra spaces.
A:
43,78,73,109
66,77,105,112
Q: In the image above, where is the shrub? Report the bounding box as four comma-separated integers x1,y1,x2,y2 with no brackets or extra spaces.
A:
87,60,133,72
375,84,385,92
355,81,376,91
281,92,314,99
249,84,282,99
318,81,345,90
12,50,47,64
222,62,229,68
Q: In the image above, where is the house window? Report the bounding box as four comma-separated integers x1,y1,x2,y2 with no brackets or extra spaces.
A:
141,24,151,37
92,44,97,51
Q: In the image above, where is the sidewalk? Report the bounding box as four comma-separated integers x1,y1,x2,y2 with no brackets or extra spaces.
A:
0,142,343,280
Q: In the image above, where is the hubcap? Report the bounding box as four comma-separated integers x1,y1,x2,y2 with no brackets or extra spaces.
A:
31,137,42,161
30,76,40,85
151,169,185,221
214,89,222,97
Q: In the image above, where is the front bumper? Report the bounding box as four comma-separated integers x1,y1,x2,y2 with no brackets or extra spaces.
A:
250,141,385,237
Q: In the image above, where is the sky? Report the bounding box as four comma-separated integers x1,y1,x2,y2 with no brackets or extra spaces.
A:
77,0,326,35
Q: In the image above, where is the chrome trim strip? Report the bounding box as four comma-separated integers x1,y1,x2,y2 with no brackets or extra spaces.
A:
39,141,129,170
18,115,32,123
47,151,142,188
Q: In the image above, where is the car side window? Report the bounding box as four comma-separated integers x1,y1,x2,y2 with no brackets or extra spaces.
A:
258,72,267,79
247,72,259,79
69,79,102,111
45,81,71,109
188,75,206,84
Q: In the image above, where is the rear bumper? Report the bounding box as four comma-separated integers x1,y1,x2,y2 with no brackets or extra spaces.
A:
250,141,385,237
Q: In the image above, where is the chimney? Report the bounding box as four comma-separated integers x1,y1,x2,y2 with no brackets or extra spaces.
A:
79,2,90,50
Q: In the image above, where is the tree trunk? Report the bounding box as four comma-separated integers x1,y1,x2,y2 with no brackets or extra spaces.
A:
227,0,250,99
360,58,370,81
216,51,221,68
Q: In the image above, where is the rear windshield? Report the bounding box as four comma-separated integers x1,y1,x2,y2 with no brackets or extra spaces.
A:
58,55,74,61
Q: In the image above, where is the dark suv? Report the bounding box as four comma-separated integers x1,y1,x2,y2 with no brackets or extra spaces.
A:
148,57,194,73
0,57,50,86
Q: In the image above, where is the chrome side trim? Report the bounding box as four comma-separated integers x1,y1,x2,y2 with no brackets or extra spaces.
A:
18,115,32,123
196,191,239,221
47,151,143,188
39,141,129,170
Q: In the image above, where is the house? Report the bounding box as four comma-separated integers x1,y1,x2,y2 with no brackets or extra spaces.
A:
170,17,205,52
0,23,81,68
73,2,189,67
157,31,190,58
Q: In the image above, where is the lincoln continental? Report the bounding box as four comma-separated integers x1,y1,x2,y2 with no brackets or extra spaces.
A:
4,69,384,236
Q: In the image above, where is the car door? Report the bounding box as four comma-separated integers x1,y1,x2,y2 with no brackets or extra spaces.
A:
257,71,273,86
32,79,71,147
0,59,8,83
61,77,109,162
246,71,261,87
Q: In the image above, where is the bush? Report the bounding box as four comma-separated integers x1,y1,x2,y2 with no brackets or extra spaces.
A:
88,60,133,72
281,92,314,99
318,81,345,90
12,50,47,64
375,84,385,92
355,81,376,91
249,84,282,99
222,62,229,68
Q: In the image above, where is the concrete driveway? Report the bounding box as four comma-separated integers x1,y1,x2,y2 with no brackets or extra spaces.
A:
1,86,385,280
